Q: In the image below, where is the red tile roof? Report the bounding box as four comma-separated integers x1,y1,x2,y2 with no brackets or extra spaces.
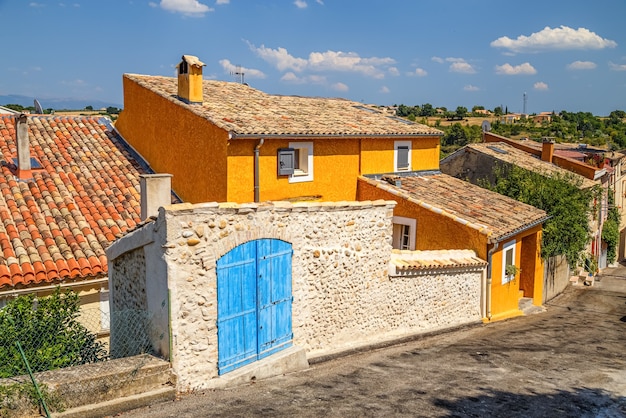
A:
123,74,443,138
362,173,549,243
0,115,151,290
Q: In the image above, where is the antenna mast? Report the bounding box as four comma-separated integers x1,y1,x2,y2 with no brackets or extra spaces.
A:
231,66,245,84
523,92,527,115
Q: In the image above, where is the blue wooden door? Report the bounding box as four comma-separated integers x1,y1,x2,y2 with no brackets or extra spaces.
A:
217,239,293,374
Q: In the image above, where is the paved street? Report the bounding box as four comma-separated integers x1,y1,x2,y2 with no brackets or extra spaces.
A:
118,266,626,418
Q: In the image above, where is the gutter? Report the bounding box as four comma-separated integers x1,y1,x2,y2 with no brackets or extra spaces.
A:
0,277,109,298
254,138,264,202
229,132,443,140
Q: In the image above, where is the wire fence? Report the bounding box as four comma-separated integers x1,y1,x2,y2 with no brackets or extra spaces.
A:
0,289,160,380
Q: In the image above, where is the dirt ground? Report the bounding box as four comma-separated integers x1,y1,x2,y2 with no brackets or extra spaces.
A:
117,266,626,418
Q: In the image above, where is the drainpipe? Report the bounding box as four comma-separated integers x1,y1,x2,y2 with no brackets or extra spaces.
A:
485,241,500,320
254,138,264,203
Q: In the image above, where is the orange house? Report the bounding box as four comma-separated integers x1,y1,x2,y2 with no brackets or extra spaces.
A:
357,174,548,321
114,54,548,321
114,55,442,204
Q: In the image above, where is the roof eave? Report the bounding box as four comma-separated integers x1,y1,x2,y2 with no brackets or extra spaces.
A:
228,132,443,140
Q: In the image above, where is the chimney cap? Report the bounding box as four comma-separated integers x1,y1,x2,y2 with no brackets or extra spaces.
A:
180,55,205,68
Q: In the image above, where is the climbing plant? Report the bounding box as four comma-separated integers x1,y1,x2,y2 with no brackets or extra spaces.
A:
479,164,599,266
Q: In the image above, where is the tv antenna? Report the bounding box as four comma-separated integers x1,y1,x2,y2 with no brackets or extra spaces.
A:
231,66,245,84
34,99,44,114
523,92,527,115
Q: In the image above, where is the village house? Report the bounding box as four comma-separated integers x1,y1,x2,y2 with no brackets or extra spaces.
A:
466,132,626,266
0,112,173,336
106,54,550,390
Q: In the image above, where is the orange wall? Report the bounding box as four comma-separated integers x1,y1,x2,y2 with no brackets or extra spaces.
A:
356,178,487,257
360,137,441,174
115,77,229,203
226,138,361,202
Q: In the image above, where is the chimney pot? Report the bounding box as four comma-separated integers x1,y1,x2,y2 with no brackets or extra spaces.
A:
16,113,32,178
541,137,555,163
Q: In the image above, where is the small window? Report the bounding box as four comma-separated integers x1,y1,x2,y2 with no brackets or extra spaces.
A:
394,141,412,172
179,60,188,75
288,142,313,183
392,216,416,250
277,148,295,175
502,240,516,284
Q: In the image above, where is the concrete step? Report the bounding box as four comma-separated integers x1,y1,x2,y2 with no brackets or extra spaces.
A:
37,354,176,413
519,297,545,315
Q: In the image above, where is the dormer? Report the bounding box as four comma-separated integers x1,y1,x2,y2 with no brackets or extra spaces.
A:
177,55,205,104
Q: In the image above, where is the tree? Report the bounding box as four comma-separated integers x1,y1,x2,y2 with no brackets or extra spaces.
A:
455,106,468,120
0,288,107,378
602,189,621,264
85,105,93,111
481,165,597,266
493,106,503,116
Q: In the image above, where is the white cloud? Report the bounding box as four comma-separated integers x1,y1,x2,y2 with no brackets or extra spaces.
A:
281,72,327,85
379,86,390,94
388,67,400,76
159,0,212,16
567,61,597,70
248,43,396,79
216,0,230,4
449,61,476,74
219,59,266,79
331,82,349,92
609,62,626,71
495,62,537,75
491,26,617,53
464,85,479,91
411,68,427,77
29,3,44,7
431,56,444,64
294,0,307,8
534,82,549,90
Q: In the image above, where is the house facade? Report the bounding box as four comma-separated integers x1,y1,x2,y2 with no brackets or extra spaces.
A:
357,173,548,321
114,57,442,205
0,113,166,337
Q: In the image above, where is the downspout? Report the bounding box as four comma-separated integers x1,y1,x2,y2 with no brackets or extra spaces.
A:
254,138,264,203
485,241,500,320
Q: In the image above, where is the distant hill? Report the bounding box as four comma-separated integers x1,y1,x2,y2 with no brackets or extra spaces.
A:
0,94,122,111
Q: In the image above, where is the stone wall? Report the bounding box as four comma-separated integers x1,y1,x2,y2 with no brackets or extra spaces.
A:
108,200,484,391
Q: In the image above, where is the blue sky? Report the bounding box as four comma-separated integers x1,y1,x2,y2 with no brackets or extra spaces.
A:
1,0,625,115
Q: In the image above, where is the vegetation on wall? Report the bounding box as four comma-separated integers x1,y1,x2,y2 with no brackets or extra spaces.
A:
479,164,598,266
601,188,621,264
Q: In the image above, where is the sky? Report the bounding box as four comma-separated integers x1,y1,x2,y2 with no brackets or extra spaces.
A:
1,0,625,116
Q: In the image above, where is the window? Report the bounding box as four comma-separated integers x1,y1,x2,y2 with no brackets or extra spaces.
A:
392,216,416,250
394,141,412,172
277,148,295,175
288,142,313,183
502,240,516,284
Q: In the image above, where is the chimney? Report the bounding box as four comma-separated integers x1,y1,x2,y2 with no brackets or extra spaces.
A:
15,113,32,179
541,138,555,163
140,174,173,221
177,55,205,104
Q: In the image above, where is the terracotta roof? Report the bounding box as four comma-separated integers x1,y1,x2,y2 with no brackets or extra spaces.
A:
362,172,549,243
123,74,443,138
459,142,598,189
389,249,487,276
0,114,153,290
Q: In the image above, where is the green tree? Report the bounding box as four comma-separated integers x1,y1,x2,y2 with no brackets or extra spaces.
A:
602,189,621,264
0,288,107,378
455,106,468,119
85,105,93,111
480,165,597,265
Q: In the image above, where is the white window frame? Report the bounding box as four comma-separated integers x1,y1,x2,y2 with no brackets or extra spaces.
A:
394,140,412,172
392,216,416,250
502,240,517,284
288,141,314,183
100,288,110,332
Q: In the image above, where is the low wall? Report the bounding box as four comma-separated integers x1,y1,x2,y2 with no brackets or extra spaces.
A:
108,200,484,391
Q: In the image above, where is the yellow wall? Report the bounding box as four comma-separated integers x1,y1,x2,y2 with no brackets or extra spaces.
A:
115,78,229,203
488,224,543,321
360,137,441,174
227,138,362,202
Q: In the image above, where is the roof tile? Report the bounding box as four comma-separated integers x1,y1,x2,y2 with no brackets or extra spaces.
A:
0,114,158,291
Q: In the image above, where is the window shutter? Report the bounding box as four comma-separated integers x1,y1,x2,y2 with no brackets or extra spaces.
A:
278,148,295,175
397,146,409,170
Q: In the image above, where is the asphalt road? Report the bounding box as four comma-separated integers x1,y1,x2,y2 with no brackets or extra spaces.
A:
117,266,626,418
